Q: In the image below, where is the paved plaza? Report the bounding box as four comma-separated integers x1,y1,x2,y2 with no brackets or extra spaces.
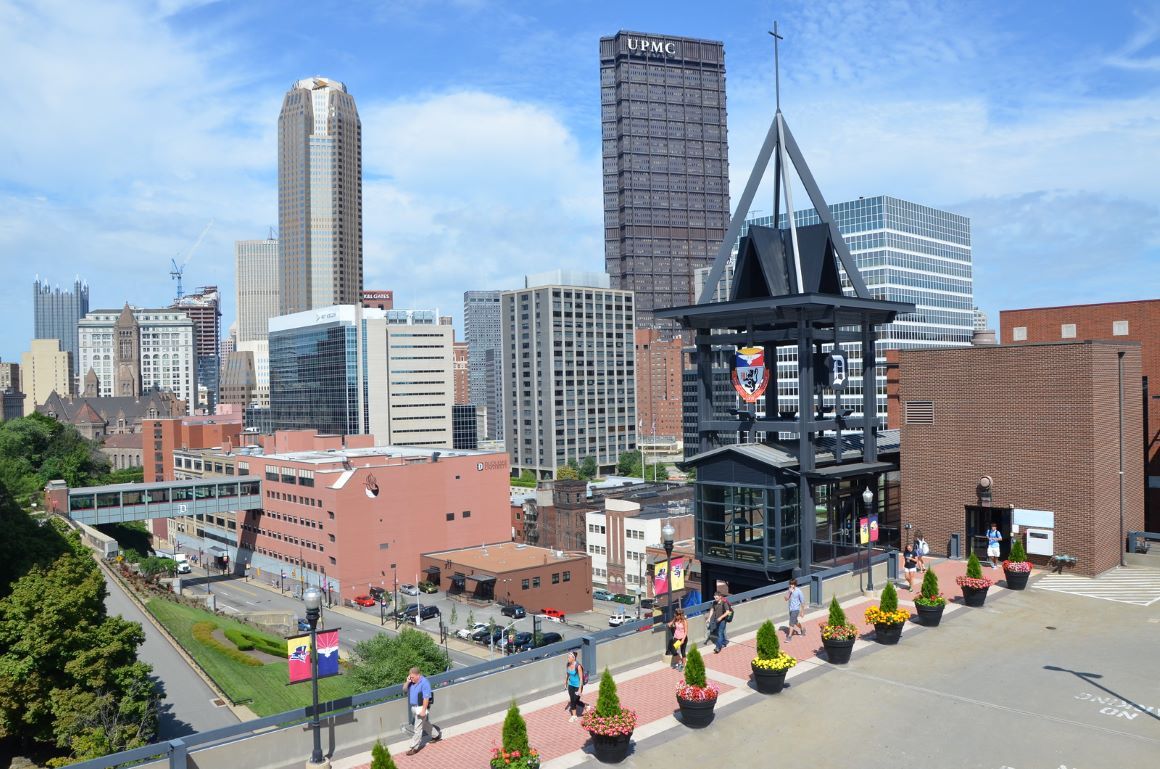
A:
331,558,1160,769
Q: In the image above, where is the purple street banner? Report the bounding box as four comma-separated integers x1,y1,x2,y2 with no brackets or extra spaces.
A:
869,514,880,543
287,629,342,684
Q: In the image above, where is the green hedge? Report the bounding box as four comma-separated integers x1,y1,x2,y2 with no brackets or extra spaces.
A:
223,626,285,657
193,621,262,667
224,628,255,651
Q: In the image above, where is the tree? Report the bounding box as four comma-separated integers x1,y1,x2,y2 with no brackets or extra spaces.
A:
370,740,398,769
137,557,175,581
0,414,110,505
578,457,598,481
617,452,639,476
0,548,157,761
449,604,458,626
347,628,451,691
645,463,669,482
500,700,530,755
555,465,580,481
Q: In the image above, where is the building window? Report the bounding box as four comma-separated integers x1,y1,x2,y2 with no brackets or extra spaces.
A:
521,579,529,590
1113,320,1129,336
462,510,471,518
1061,323,1076,339
446,512,455,521
563,570,571,582
552,572,560,584
532,576,541,588
1012,326,1027,342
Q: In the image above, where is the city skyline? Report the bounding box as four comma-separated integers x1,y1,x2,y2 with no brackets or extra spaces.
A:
1,0,1157,361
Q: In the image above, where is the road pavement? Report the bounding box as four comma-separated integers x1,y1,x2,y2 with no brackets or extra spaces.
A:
102,569,239,739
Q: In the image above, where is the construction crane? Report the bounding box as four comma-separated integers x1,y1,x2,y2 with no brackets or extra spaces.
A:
170,219,214,301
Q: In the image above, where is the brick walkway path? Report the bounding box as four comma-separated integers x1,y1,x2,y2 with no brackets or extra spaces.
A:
333,558,1010,769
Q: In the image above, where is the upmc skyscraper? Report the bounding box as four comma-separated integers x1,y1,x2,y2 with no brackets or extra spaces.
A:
600,32,729,328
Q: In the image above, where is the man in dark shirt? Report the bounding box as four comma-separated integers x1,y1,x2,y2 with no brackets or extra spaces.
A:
708,591,733,653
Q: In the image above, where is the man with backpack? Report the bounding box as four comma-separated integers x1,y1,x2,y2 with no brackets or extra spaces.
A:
707,591,733,653
403,667,441,755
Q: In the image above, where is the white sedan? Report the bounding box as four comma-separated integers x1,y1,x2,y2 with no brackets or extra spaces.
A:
456,622,488,641
608,613,631,627
399,583,420,596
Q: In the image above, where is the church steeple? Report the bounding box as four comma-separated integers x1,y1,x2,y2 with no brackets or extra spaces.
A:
113,303,141,398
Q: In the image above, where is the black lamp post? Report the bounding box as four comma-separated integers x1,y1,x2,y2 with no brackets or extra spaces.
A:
303,586,327,767
662,521,675,622
862,486,875,591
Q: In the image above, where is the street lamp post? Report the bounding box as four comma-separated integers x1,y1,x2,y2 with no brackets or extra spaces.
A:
303,587,328,768
662,521,676,625
862,486,875,591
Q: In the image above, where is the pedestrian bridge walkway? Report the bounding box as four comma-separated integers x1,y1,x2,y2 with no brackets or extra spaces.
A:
62,478,263,525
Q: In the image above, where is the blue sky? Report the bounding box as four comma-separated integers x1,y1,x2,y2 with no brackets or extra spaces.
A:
1,0,1157,363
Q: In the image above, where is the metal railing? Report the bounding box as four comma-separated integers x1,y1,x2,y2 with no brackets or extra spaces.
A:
1126,530,1159,554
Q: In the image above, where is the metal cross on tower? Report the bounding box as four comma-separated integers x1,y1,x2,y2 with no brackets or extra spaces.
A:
769,20,784,112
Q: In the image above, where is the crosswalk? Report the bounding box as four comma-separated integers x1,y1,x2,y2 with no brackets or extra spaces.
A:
1034,567,1160,606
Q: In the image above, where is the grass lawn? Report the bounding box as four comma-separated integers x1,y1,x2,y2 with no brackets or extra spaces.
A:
147,598,358,717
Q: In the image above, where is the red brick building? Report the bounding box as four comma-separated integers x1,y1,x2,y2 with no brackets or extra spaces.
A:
421,541,592,615
898,341,1144,576
1001,300,1160,530
634,329,684,444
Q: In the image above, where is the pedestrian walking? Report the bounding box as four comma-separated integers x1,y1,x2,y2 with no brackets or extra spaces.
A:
784,578,805,639
403,667,440,755
986,523,1003,569
707,591,733,653
914,532,930,571
564,651,585,722
902,544,919,591
667,608,689,670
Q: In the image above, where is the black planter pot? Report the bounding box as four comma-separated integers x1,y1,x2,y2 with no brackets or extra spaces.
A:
676,695,717,728
914,602,945,627
873,621,903,645
960,584,990,607
751,664,788,694
821,636,855,664
1004,568,1031,590
588,731,632,764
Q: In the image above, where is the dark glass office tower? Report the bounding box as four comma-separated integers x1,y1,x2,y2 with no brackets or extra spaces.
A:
33,277,89,376
600,31,729,327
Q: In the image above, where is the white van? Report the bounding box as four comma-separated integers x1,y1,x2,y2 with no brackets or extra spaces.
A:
174,553,191,574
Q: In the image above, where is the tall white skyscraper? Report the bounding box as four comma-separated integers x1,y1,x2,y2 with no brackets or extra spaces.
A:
236,238,280,344
277,77,362,316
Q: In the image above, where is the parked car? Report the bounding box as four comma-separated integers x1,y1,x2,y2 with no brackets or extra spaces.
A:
534,631,563,648
592,588,614,601
639,598,655,611
608,612,630,627
399,583,420,596
395,603,419,618
470,626,495,643
501,604,526,619
540,608,565,621
353,594,376,607
500,631,533,653
368,586,387,602
417,605,440,621
297,618,312,633
456,622,488,641
612,593,636,605
419,581,439,594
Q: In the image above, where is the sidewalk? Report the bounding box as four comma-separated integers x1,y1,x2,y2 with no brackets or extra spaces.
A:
333,558,1009,768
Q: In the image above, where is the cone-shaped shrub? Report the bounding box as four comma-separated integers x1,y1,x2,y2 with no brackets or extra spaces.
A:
966,551,984,579
683,645,708,688
918,567,943,603
879,581,899,613
371,740,397,769
501,700,530,755
595,668,622,717
827,596,848,626
1009,538,1027,563
755,619,780,660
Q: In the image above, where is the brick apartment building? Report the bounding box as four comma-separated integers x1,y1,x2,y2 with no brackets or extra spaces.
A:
635,329,684,445
898,341,1144,577
1000,300,1160,530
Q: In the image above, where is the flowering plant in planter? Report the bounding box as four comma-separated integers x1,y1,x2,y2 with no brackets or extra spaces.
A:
675,646,719,702
955,552,993,590
865,582,909,625
1002,538,1032,572
819,597,858,641
751,620,797,671
580,669,638,737
913,568,946,607
490,701,540,769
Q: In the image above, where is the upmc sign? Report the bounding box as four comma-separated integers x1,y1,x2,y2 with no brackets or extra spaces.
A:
624,37,677,56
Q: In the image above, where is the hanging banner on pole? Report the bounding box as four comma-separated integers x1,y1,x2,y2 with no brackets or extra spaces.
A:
869,514,880,543
859,517,869,545
287,629,341,684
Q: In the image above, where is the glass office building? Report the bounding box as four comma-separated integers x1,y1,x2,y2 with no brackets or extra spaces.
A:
464,290,503,441
600,31,729,328
34,277,89,377
742,195,974,424
268,311,364,436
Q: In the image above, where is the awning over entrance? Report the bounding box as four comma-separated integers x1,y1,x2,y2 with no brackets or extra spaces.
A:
802,461,896,480
465,574,496,583
423,566,441,574
208,546,227,555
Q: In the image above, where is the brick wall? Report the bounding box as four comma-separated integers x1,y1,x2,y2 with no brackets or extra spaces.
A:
1001,300,1159,530
899,341,1144,576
